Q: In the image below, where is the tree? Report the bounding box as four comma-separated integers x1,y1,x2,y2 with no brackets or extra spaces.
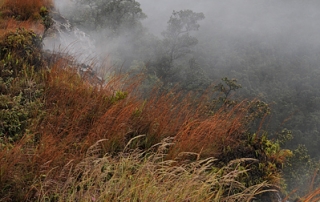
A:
73,0,146,34
152,10,205,86
162,10,205,65
183,58,210,91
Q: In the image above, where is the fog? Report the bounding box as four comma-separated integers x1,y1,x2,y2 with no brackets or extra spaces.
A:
49,0,320,71
139,0,320,53
49,0,320,65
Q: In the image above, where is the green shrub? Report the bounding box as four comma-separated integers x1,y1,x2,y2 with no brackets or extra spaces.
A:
0,28,43,80
0,28,45,144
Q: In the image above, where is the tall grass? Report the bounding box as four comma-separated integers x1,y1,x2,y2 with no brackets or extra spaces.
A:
1,0,52,20
302,187,320,202
0,0,4,8
297,171,320,202
36,138,275,202
0,18,45,38
0,0,51,38
0,57,282,200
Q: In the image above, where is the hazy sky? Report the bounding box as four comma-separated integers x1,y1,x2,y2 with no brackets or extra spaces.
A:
137,0,210,35
137,1,320,35
137,0,320,54
53,0,320,47
50,0,320,66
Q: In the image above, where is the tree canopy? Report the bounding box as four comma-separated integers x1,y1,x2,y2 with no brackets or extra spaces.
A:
73,0,146,34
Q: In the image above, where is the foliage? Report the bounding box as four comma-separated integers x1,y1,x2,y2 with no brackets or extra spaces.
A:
0,91,43,143
0,55,289,200
162,9,204,65
282,144,320,199
216,77,242,99
35,140,276,202
0,28,45,144
150,10,205,86
0,28,43,80
39,6,52,34
196,27,320,160
72,0,146,34
162,10,205,41
207,77,243,111
194,31,320,195
0,0,52,21
182,58,211,92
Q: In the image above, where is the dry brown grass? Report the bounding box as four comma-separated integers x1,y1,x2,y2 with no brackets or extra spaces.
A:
0,54,284,200
0,18,44,36
34,138,276,202
0,58,249,199
171,101,249,158
0,0,51,38
1,0,52,20
301,187,320,202
297,171,320,202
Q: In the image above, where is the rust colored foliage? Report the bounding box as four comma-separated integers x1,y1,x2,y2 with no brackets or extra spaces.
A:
1,0,52,20
0,18,45,36
0,56,287,200
0,0,52,38
171,102,248,158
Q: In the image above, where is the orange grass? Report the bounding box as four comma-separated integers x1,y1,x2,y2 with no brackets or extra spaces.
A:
1,0,52,20
171,102,248,158
0,0,51,38
298,171,320,202
0,57,270,200
302,187,320,202
0,18,45,35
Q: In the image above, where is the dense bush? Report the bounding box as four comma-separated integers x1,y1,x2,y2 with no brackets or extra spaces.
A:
0,28,45,143
0,28,43,79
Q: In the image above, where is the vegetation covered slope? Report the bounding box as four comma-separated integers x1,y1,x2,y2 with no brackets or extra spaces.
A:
0,0,320,201
0,29,286,200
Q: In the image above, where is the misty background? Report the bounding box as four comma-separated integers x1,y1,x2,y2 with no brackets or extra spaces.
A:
50,0,320,67
46,0,320,195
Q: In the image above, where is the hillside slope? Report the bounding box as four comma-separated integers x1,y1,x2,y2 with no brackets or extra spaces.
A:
0,0,319,201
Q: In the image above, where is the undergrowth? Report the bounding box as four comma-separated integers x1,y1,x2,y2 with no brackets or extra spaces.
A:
0,55,291,201
35,138,276,202
0,28,45,144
